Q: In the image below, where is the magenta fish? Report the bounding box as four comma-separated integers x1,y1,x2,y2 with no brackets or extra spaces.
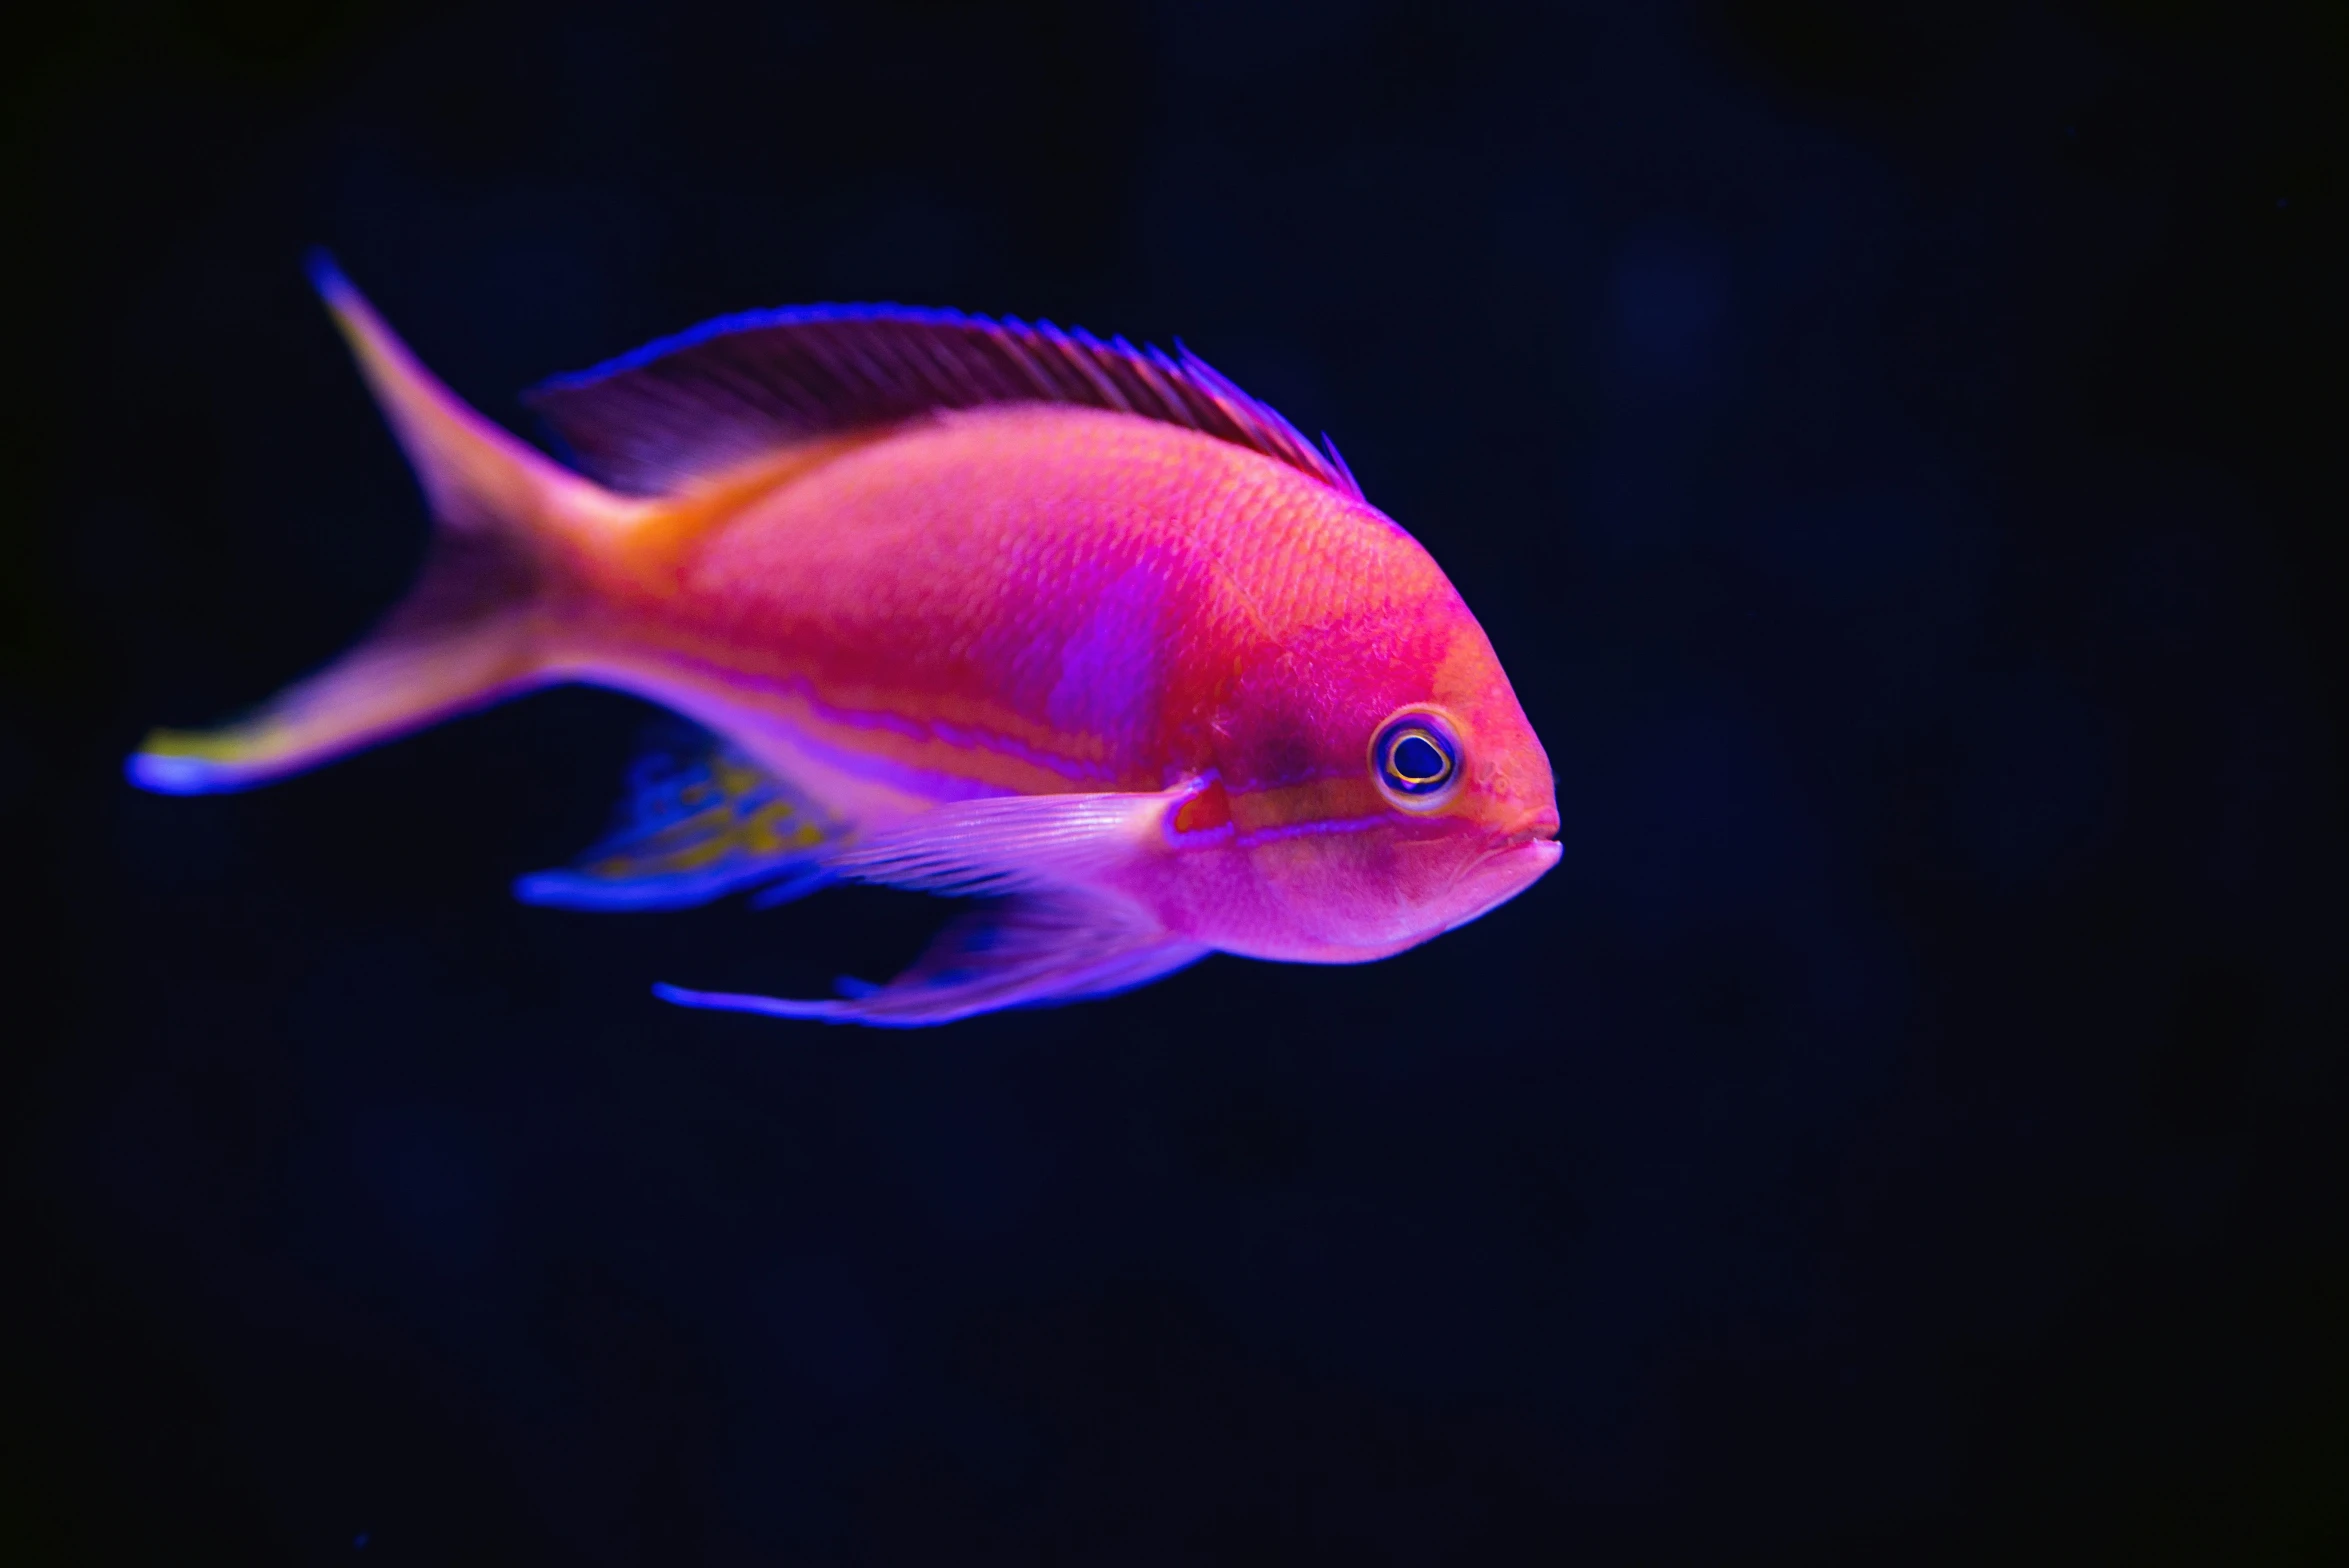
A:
130,259,1559,1025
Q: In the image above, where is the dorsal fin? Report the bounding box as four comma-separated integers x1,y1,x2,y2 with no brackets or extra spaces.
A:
522,304,1363,501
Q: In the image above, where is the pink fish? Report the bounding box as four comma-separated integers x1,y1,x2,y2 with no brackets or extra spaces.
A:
130,258,1559,1026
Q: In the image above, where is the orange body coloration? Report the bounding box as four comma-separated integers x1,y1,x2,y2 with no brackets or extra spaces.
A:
131,260,1558,1024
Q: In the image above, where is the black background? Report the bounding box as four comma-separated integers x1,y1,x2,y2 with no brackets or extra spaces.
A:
5,1,2344,1562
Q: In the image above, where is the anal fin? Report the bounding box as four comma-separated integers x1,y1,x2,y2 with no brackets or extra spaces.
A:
654,889,1207,1028
516,727,840,911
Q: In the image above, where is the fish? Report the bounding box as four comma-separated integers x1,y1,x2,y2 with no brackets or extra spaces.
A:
128,256,1559,1027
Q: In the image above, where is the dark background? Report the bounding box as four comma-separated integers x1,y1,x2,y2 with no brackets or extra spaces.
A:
5,1,2344,1561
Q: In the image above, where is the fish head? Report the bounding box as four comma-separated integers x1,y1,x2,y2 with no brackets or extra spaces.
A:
1206,585,1559,963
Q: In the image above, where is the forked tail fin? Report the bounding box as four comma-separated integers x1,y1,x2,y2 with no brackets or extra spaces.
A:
130,255,642,794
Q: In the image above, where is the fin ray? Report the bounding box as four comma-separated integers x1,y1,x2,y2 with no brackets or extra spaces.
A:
819,785,1189,897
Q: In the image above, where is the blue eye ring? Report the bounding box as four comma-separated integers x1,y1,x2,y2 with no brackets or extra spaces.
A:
1370,710,1463,807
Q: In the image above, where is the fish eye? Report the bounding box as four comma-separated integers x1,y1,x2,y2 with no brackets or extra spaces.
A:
1371,712,1461,807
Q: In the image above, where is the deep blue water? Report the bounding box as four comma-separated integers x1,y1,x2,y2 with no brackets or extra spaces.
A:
6,1,2344,1562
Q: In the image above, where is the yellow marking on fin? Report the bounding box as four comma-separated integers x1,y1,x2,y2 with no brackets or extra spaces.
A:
574,759,832,882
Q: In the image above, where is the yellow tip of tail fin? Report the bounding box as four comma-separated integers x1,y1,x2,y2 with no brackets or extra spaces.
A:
125,254,638,795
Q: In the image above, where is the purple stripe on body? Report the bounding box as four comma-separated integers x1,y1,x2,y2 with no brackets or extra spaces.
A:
1233,813,1391,848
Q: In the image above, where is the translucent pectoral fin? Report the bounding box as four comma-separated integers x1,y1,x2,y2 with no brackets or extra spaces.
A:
819,784,1191,896
515,728,841,911
654,890,1207,1028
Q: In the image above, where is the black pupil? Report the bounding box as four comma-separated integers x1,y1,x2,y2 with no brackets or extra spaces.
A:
1390,732,1448,786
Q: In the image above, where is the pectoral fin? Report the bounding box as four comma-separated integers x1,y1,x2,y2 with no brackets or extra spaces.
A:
819,784,1190,896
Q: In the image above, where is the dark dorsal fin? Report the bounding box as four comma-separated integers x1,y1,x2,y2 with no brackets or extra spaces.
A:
522,304,1362,501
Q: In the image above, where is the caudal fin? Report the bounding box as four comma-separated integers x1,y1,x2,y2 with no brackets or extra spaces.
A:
130,255,641,795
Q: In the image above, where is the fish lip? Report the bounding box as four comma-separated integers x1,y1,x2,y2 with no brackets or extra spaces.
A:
1485,835,1563,878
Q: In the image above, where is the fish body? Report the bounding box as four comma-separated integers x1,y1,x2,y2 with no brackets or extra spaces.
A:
131,260,1558,1024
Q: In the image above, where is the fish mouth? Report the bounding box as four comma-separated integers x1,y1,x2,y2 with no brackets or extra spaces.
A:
1435,829,1561,935
1507,807,1562,848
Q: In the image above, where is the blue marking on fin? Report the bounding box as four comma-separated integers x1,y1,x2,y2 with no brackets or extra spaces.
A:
126,750,242,795
304,245,348,297
516,726,840,912
522,302,1364,502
